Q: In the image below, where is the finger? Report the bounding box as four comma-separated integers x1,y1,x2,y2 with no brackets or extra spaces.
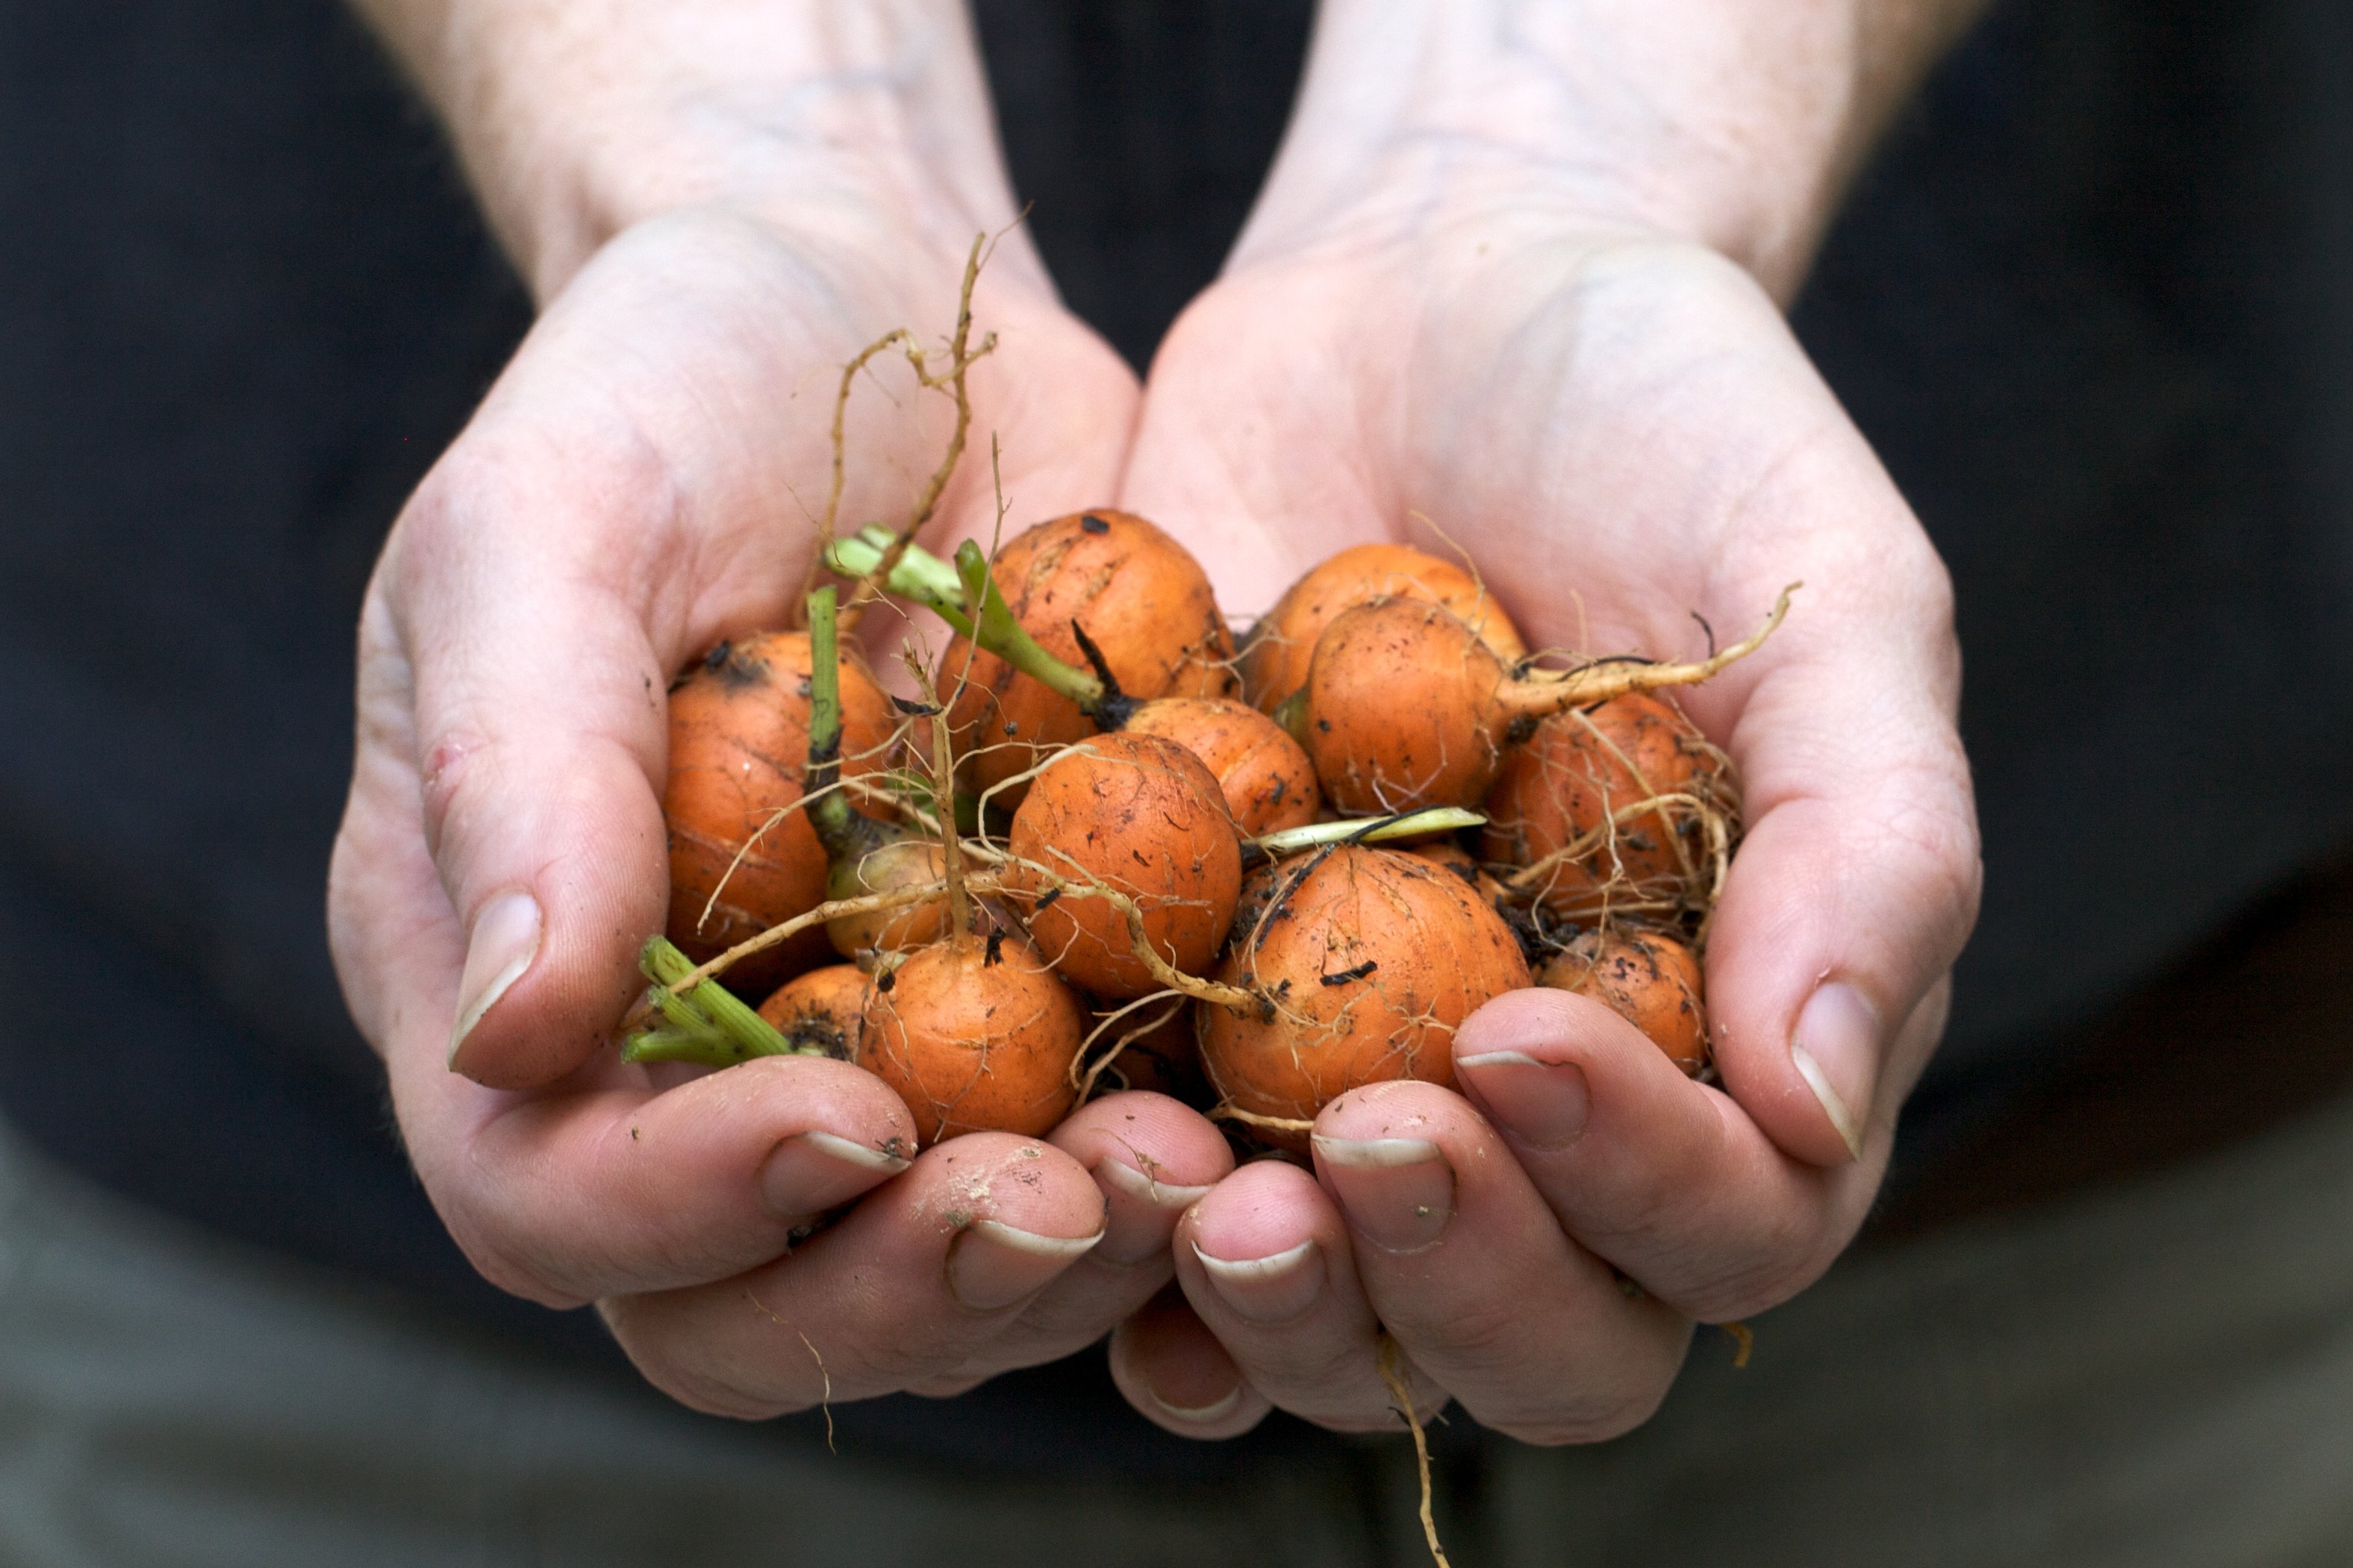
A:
1107,1286,1271,1439
1310,1080,1691,1445
1001,1091,1231,1332
1453,986,1918,1319
1169,1158,1440,1432
343,608,923,1311
386,1045,919,1307
602,1132,1109,1418
901,1091,1238,1389
1686,439,1979,1167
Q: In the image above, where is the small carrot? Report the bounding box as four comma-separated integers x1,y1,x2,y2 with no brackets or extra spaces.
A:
662,628,896,994
1301,588,1792,814
1538,928,1709,1077
1239,542,1526,716
1006,732,1244,1000
1197,845,1530,1150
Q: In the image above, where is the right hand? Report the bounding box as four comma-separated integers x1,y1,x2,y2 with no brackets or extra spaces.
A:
325,30,1238,1407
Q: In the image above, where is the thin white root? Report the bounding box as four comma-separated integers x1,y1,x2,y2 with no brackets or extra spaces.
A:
1504,582,1798,716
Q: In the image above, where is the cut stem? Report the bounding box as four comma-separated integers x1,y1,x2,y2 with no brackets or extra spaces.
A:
801,587,862,856
624,1026,819,1067
950,540,1117,715
638,936,792,1060
826,530,973,633
824,531,1119,717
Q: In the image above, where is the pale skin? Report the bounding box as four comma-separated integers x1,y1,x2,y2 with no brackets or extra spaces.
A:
329,0,1985,1437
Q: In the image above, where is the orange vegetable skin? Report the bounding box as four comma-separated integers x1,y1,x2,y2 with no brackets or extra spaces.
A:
1406,840,1510,907
945,510,1236,803
1537,929,1708,1075
1123,696,1321,836
755,963,867,1059
663,633,895,991
1480,693,1730,919
1302,598,1512,814
1008,733,1244,999
860,937,1085,1145
1241,543,1525,713
1200,846,1531,1149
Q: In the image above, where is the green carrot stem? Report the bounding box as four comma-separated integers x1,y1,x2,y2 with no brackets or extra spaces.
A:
824,532,976,637
826,533,1115,716
639,936,792,1058
623,1026,760,1066
802,587,861,854
643,978,727,1043
950,541,1106,709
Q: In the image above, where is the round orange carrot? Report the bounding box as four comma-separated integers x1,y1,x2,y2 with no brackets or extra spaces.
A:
943,510,1236,803
1240,542,1526,714
860,934,1086,1145
1537,928,1709,1076
1480,692,1733,921
1006,732,1244,1000
1300,589,1789,814
1199,846,1530,1149
663,631,895,993
755,962,867,1061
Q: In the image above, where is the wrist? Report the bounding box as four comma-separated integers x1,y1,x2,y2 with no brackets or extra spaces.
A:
358,0,1035,302
1239,0,1987,299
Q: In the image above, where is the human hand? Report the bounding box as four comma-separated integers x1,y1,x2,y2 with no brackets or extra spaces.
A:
328,1,1236,1416
1104,0,1984,1439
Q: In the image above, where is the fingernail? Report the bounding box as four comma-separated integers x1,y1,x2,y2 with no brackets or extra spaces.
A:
1792,981,1878,1161
1092,1157,1217,1266
1312,1136,1454,1252
1150,1383,1244,1425
759,1131,911,1220
447,891,540,1071
1191,1238,1325,1322
1456,1052,1591,1151
1095,1155,1215,1211
947,1219,1103,1311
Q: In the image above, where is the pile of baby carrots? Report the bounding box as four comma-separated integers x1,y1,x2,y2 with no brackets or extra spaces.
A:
632,496,1788,1152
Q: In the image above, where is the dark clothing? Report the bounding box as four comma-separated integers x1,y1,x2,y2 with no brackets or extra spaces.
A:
0,0,2346,1472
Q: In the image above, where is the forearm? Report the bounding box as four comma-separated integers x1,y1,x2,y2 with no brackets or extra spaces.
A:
346,0,1029,302
1251,0,1992,299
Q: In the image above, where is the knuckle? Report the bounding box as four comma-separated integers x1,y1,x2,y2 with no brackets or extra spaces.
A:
1474,1343,1683,1447
1497,1381,1669,1447
1663,1221,1844,1322
422,1174,591,1311
598,1302,800,1421
1411,1295,1530,1375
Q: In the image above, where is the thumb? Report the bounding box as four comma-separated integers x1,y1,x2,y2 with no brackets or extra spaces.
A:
388,434,677,1091
1698,565,1982,1169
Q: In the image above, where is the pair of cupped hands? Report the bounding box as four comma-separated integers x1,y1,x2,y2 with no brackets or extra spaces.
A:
326,105,1979,1441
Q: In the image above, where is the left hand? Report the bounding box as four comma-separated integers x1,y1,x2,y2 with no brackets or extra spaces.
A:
1098,0,1983,1441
